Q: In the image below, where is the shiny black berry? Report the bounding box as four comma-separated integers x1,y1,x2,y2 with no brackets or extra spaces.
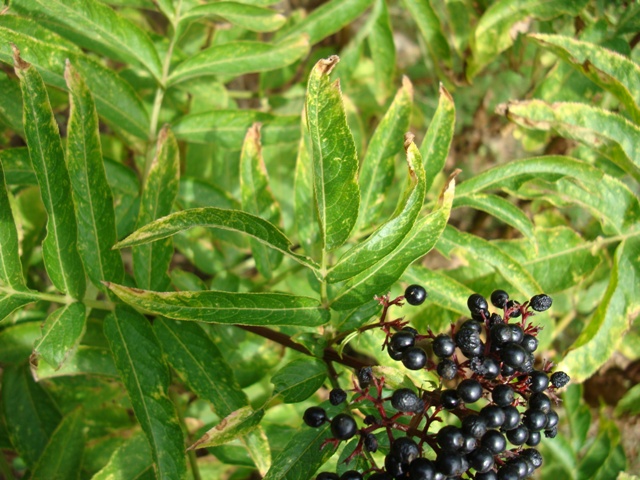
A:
402,347,427,370
521,334,538,353
506,425,529,445
505,300,521,318
440,389,460,410
364,433,378,452
467,293,489,314
491,289,509,308
551,371,570,388
546,409,559,429
462,414,488,439
467,447,495,473
391,388,424,413
492,384,515,407
330,414,357,440
523,409,548,432
526,430,541,446
472,356,500,380
357,367,373,389
528,392,551,413
496,464,520,480
340,471,363,480
476,472,498,480
316,473,339,480
385,454,405,477
405,285,427,306
390,331,415,353
391,436,420,466
368,473,393,480
528,371,550,393
490,324,512,345
432,334,456,357
481,429,506,454
521,448,543,468
489,312,504,327
481,405,506,428
501,343,526,369
303,407,327,427
408,457,436,480
530,294,552,312
435,452,468,476
544,425,558,438
330,388,347,406
457,378,483,403
436,425,464,451
455,328,482,354
501,405,521,431
508,324,524,344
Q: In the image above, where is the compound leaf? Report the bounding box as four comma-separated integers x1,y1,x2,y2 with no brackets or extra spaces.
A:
306,56,360,252
65,61,124,290
106,283,330,327
14,48,85,299
104,306,187,480
329,135,425,283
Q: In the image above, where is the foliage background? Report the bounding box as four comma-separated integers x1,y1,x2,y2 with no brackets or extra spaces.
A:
0,0,638,478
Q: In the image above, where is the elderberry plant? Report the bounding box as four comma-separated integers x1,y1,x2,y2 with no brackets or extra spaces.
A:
307,287,569,479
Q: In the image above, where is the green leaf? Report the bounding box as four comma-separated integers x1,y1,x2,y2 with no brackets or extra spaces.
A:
11,0,163,82
294,110,321,259
13,49,86,299
0,15,150,139
33,302,86,370
115,207,318,269
403,266,473,316
0,71,23,133
367,0,395,104
438,225,541,299
420,84,456,194
35,346,118,380
615,383,640,417
104,306,187,480
401,0,452,78
133,126,180,291
357,77,413,229
454,194,536,243
263,420,337,480
155,319,248,417
188,406,264,450
240,123,283,279
0,162,26,289
173,110,299,148
181,2,287,32
578,418,625,480
0,147,36,185
500,100,640,183
1,365,61,467
306,56,360,252
30,409,85,480
528,33,640,123
329,135,426,283
92,431,154,480
168,35,309,87
559,237,640,383
279,0,373,45
330,176,455,310
467,0,589,79
0,321,41,364
0,290,39,323
106,283,330,327
271,358,327,403
65,61,124,290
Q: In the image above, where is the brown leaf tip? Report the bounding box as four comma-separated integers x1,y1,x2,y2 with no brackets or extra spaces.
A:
11,44,29,70
439,82,453,103
401,76,414,98
317,55,340,75
247,122,262,142
403,132,415,151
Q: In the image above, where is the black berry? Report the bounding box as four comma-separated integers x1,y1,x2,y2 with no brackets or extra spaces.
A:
391,388,424,413
551,371,570,388
405,285,427,305
481,429,507,454
467,447,495,473
457,378,483,403
303,407,327,427
526,430,541,446
440,389,460,410
506,300,521,318
506,425,529,445
491,289,509,308
432,334,456,358
528,371,550,393
330,414,357,440
437,359,458,380
330,388,347,406
520,334,538,353
316,473,339,480
390,436,420,466
357,367,373,389
462,414,488,439
467,293,489,314
501,343,526,369
402,347,427,370
364,433,378,452
390,331,415,353
435,452,468,476
521,448,543,468
530,294,552,312
408,457,436,480
523,409,548,432
481,405,506,428
528,392,551,413
340,472,363,480
436,425,464,451
501,405,520,431
492,384,515,407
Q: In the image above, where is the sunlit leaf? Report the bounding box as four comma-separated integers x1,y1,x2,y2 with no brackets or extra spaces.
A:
188,406,264,450
91,432,154,480
33,302,86,370
271,358,327,403
181,2,287,32
421,84,455,194
0,162,26,289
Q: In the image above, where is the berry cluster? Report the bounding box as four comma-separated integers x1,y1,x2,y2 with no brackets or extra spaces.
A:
304,286,570,479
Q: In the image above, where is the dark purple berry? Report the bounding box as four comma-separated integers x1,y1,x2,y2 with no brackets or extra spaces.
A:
526,430,541,446
316,473,339,480
432,334,456,358
551,371,570,388
364,433,378,452
528,371,550,393
408,457,436,480
481,430,506,454
467,293,489,314
523,409,548,432
385,454,405,477
340,472,363,480
390,331,415,353
402,347,427,370
437,359,458,380
496,464,520,480
330,414,357,440
457,378,483,403
467,447,495,473
521,448,543,468
501,363,516,377
476,472,498,480
436,425,464,451
460,319,483,333
491,290,509,308
490,324,512,345
391,388,424,413
508,458,529,479
368,474,393,480
405,285,427,305
501,405,520,431
330,388,347,406
506,425,529,445
508,324,524,344
546,410,559,429
520,334,538,353
403,326,419,335
455,328,482,355
462,414,488,439
544,425,558,438
528,392,551,413
481,405,506,428
390,436,420,466
489,312,504,327
435,452,468,476
472,356,500,380
440,389,460,410
364,415,377,425
303,407,327,427
461,434,478,454
501,343,526,369
387,343,405,361
530,294,552,312
492,384,515,407
357,367,373,389
506,300,521,318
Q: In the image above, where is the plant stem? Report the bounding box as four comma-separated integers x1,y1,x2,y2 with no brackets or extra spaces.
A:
0,287,114,311
169,389,202,480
